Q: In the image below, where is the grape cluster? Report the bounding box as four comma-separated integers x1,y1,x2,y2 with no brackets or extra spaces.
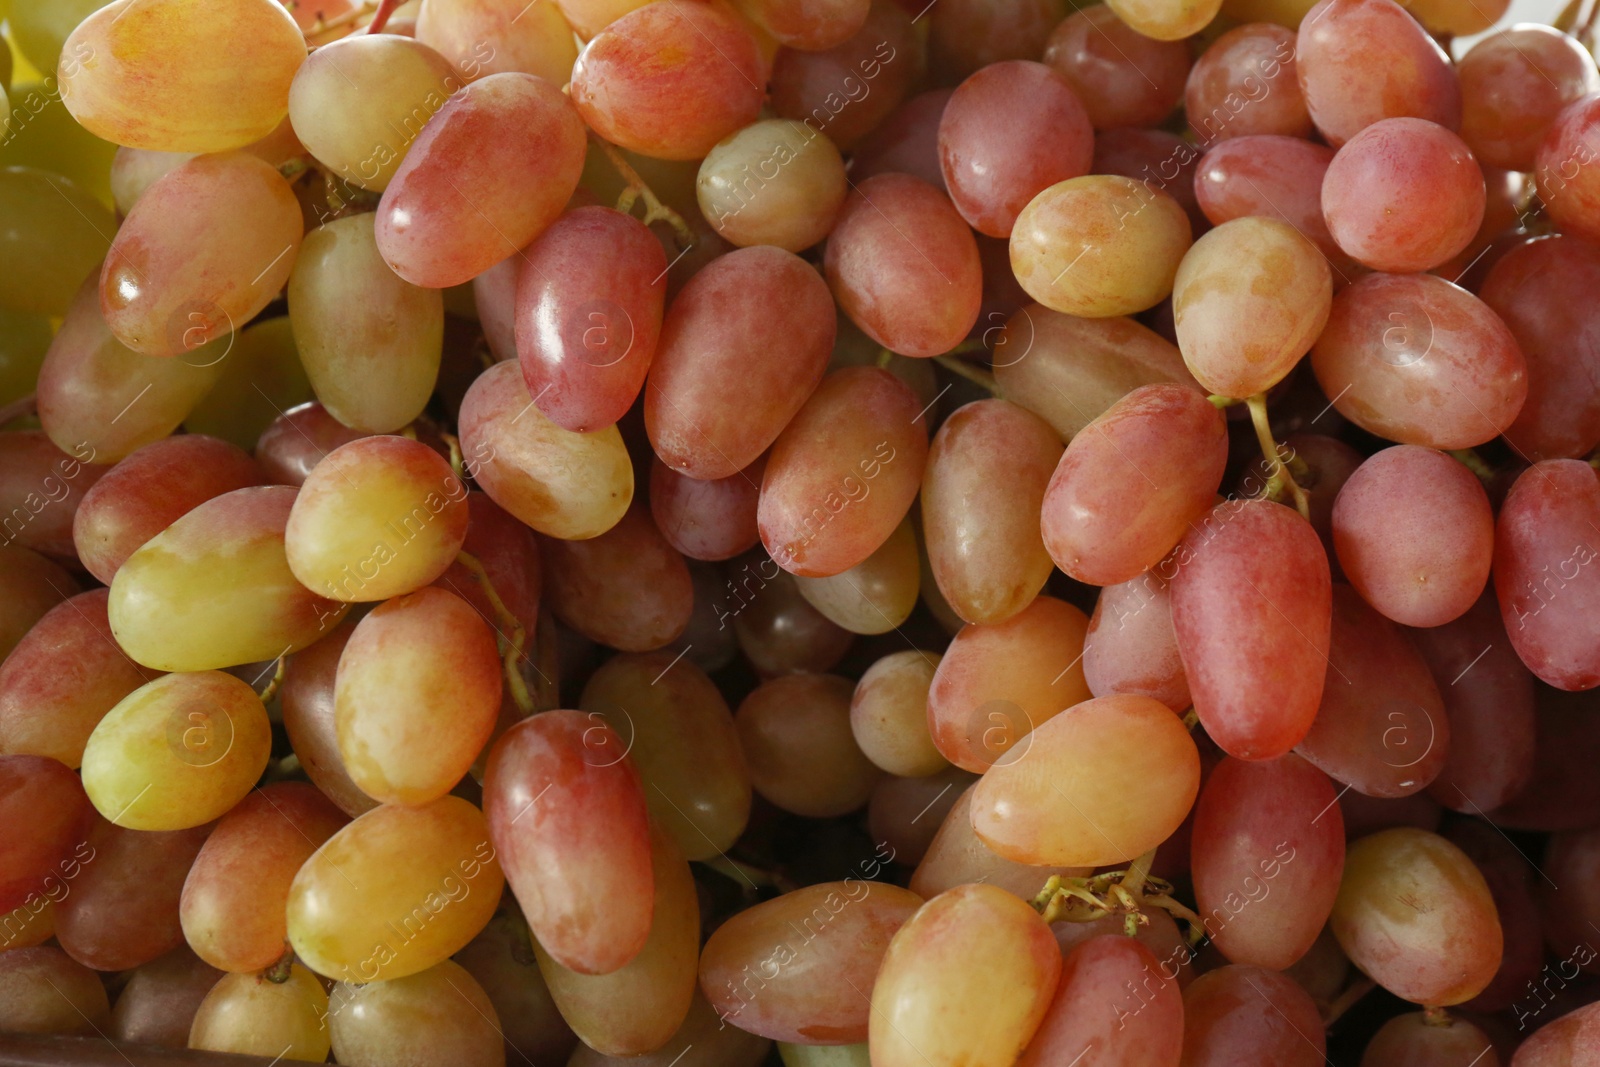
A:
1,0,1599,1064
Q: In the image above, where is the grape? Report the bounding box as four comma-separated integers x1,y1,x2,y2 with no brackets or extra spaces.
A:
1083,572,1191,713
376,72,586,289
1191,754,1345,970
937,61,1092,239
1173,217,1332,399
1309,272,1528,451
578,650,751,861
1295,0,1460,148
1538,92,1600,246
668,563,741,675
1493,460,1600,690
327,959,504,1067
971,693,1200,867
0,430,104,558
742,0,868,50
101,153,302,358
0,946,111,1035
1331,827,1501,1005
545,503,692,649
736,673,881,817
255,402,373,487
781,1044,869,1067
555,0,650,37
570,0,764,162
731,563,855,676
453,907,579,1067
696,119,848,252
1283,433,1363,560
280,624,376,821
1479,688,1600,831
650,456,762,563
1516,1000,1600,1064
851,650,948,778
1042,383,1228,586
1361,1012,1499,1066
1011,175,1192,319
1180,964,1326,1066
183,317,313,450
0,167,113,317
1170,499,1333,760
1459,26,1599,173
1332,446,1494,627
0,896,55,954
793,516,919,634
57,0,305,152
912,783,1090,899
1193,134,1350,275
287,795,504,983
1411,593,1536,814
1186,24,1309,145
1322,118,1484,274
1479,236,1600,461
415,0,580,87
483,711,653,975
56,818,210,972
1052,909,1197,991
1444,821,1541,1013
991,304,1199,439
0,547,80,663
111,947,226,1048
701,879,922,1043
1015,935,1184,1067
570,992,772,1067
459,359,634,539
0,310,53,407
824,174,983,359
189,963,331,1063
0,755,94,915
1041,7,1189,130
926,0,1067,80
1090,128,1206,233
646,246,834,480
850,89,951,190
869,884,1060,1067
515,205,667,432
532,821,698,1055
37,274,228,465
1284,927,1349,1005
870,766,974,866
288,213,445,434
767,1,920,152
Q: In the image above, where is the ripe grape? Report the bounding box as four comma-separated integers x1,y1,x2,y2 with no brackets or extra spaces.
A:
189,963,331,1063
1083,571,1191,713
1193,134,1351,277
849,90,951,190
649,456,762,562
1186,24,1309,145
697,119,848,252
1090,127,1207,233
0,167,115,317
254,402,372,487
555,0,650,38
730,563,855,676
911,783,1088,900
869,767,974,866
1042,7,1190,128
1180,964,1326,1066
279,618,377,819
0,547,79,663
743,0,869,50
327,960,505,1067
851,650,948,778
1445,820,1542,1014
767,2,919,151
1015,935,1184,1067
927,0,1069,80
453,907,579,1067
110,947,225,1049
415,0,580,87
570,992,771,1067
180,317,313,451
1051,910,1197,991
0,946,111,1036
737,673,882,818
0,755,94,916
793,516,920,634
544,502,693,651
1458,26,1599,172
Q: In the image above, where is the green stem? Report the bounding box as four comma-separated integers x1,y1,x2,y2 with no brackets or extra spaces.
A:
1246,392,1310,520
932,354,1002,396
456,550,534,715
1449,448,1496,483
592,136,694,246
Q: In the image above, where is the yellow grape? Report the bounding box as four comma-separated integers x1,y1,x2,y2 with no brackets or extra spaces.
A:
0,166,115,316
850,650,948,778
0,309,54,407
910,784,1088,900
79,671,271,831
182,316,313,450
697,119,848,252
58,0,306,152
781,1045,869,1067
10,0,106,76
288,213,444,434
1106,0,1223,41
328,959,505,1067
188,964,331,1064
287,796,505,983
415,0,580,87
108,486,351,672
793,516,920,635
0,80,118,206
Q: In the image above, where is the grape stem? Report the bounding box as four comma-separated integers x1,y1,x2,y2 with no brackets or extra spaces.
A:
364,0,406,35
1180,707,1200,731
1246,393,1311,520
455,550,535,715
1030,853,1203,940
0,393,36,429
1448,448,1496,484
699,856,801,895
1207,394,1243,409
257,657,287,706
265,946,296,984
1323,977,1378,1026
931,354,1003,396
440,430,467,483
590,136,696,247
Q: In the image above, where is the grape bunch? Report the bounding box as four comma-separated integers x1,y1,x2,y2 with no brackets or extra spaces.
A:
3,0,1600,1063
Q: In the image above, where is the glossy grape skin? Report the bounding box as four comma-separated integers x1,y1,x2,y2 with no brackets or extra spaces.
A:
1186,24,1308,145
111,947,226,1048
1042,384,1228,586
545,503,693,651
767,2,920,152
579,651,750,861
851,651,948,778
529,821,697,1055
1170,499,1332,760
416,0,579,87
921,399,1061,626
1191,754,1344,970
736,673,882,817
1493,461,1600,690
288,213,444,434
0,755,94,917
700,880,922,1044
870,884,1060,1067
793,516,919,634
376,72,585,289
646,246,834,480
56,0,304,152
100,153,301,358
287,795,504,983
851,90,951,190
56,818,210,972
327,959,504,1067
1193,134,1351,277
1323,119,1484,274
1540,93,1600,241
514,207,666,433
453,908,579,1067
254,402,371,487
1332,828,1501,1006
0,167,114,318
1011,176,1192,319
1042,7,1189,130
696,119,847,252
650,457,762,563
1083,572,1191,713
824,174,982,359
1310,272,1528,451
1015,935,1183,1067
460,360,634,540
0,947,111,1035
731,563,855,677
1332,447,1494,628
911,783,1087,899
1459,27,1599,173
0,548,80,665
570,0,764,162
190,964,331,1063
1180,964,1326,1066
279,619,375,818
1479,236,1600,461
1294,0,1460,148
1090,128,1206,235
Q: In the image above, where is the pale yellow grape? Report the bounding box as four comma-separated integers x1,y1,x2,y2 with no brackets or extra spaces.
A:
780,1044,870,1067
328,960,505,1067
80,671,271,831
0,310,53,407
697,119,847,252
288,34,461,192
58,0,306,153
182,317,313,450
415,0,580,87
109,148,194,215
1106,0,1223,40
9,0,106,76
0,167,114,316
850,650,948,778
108,486,351,672
794,517,920,635
0,81,118,206
189,965,330,1064
288,213,444,433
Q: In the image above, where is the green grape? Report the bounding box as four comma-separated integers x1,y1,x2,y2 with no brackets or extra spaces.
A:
0,309,53,406
183,317,313,450
0,80,118,206
0,167,115,316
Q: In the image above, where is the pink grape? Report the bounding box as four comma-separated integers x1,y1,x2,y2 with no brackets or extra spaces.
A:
743,0,869,50
279,619,376,819
1083,571,1191,712
1090,128,1206,233
254,402,371,487
1536,94,1600,246
1185,23,1309,144
767,1,919,151
0,755,95,916
649,456,761,563
850,89,951,189
544,502,694,652
0,548,79,664
1041,7,1189,130
1194,133,1352,278
730,562,854,677
1015,935,1183,1067
1459,25,1600,172
926,0,1069,81
0,431,104,559
414,0,580,87
1180,965,1327,1066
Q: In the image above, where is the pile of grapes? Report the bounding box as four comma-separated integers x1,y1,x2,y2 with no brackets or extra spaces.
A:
4,0,1600,1062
